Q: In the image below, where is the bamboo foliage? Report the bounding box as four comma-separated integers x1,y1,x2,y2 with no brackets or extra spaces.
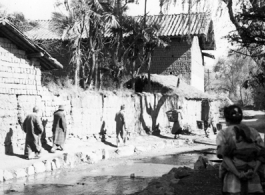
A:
50,0,169,89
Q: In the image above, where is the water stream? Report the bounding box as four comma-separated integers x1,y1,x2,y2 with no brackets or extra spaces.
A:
1,149,218,195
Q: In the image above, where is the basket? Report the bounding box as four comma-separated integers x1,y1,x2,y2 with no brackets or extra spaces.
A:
197,121,204,129
166,110,178,122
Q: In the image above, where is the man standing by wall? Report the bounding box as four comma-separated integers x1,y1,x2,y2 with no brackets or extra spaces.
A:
115,104,127,147
52,105,67,152
23,106,43,160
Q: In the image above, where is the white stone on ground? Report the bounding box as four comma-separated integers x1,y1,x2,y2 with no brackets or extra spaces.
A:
33,162,46,173
44,160,52,172
3,170,13,181
14,168,27,178
26,166,35,175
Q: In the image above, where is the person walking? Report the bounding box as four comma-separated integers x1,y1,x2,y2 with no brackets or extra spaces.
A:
115,104,127,147
171,105,183,139
51,105,67,152
216,105,264,195
23,106,43,160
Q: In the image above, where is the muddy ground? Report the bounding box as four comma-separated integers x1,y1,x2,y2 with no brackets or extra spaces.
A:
2,139,217,195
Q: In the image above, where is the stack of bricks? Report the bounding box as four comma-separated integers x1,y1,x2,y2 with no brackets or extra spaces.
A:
0,37,42,96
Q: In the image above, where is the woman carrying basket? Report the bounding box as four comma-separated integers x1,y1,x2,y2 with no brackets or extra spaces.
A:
171,106,183,139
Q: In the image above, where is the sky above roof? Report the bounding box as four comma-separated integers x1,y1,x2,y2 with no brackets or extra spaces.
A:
0,0,232,64
0,0,208,20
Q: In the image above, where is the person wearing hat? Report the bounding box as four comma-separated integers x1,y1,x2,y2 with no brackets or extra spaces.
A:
23,106,43,160
51,105,67,152
115,104,128,147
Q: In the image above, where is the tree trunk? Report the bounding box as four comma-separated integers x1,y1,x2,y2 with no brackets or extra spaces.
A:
92,53,98,89
132,60,136,91
147,52,152,92
239,86,244,106
75,60,80,88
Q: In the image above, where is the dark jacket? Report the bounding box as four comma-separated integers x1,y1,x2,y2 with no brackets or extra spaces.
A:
115,110,126,133
52,109,67,133
23,113,43,142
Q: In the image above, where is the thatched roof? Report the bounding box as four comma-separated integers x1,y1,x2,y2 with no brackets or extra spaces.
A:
142,74,216,100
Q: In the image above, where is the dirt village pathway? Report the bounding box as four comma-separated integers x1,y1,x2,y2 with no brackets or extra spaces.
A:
1,131,218,194
1,110,265,195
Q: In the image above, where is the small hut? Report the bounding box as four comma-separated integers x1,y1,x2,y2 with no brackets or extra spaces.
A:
127,74,220,133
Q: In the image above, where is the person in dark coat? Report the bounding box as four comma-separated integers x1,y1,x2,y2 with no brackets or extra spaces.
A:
115,104,127,147
52,105,67,151
23,106,43,160
171,106,183,139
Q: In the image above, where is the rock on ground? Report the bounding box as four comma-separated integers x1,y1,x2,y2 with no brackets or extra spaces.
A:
132,166,221,195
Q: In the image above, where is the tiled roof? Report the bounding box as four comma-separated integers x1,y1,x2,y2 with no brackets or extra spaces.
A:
0,19,63,70
25,20,61,40
136,13,211,37
25,13,211,40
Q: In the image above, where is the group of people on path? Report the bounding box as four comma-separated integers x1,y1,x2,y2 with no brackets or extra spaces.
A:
23,105,67,160
23,103,129,160
216,105,265,195
22,101,265,194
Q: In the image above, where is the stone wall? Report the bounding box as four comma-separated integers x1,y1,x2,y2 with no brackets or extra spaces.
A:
0,87,219,154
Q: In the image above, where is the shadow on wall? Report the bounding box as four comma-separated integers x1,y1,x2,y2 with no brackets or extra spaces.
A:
41,119,53,152
4,128,25,159
4,128,13,155
138,94,170,135
99,120,116,148
138,94,149,134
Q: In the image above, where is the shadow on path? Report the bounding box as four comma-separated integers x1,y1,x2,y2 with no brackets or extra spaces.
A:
41,119,53,153
7,153,27,159
102,140,117,148
42,143,53,152
152,134,175,140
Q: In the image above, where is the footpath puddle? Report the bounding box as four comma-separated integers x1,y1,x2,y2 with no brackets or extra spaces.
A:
1,149,218,195
140,149,218,167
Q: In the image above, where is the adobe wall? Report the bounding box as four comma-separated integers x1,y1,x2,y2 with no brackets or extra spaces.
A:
190,36,204,92
0,37,42,95
0,36,220,155
0,36,42,154
0,87,218,154
151,38,192,84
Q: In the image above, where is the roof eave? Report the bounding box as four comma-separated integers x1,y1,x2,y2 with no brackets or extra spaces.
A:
0,19,63,71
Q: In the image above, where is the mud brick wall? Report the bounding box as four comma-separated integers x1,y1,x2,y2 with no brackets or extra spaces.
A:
0,87,220,154
182,99,203,129
0,37,42,96
40,88,72,139
209,100,221,124
190,36,204,92
151,38,192,84
0,94,18,154
71,91,103,137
